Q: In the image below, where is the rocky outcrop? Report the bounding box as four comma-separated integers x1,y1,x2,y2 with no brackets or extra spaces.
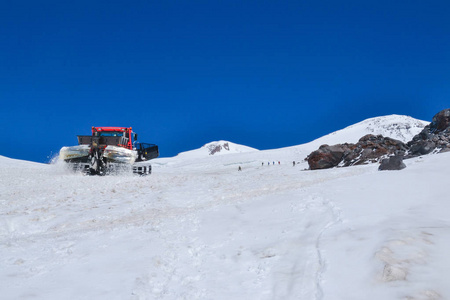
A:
307,109,450,170
207,142,230,155
306,144,352,170
307,134,407,170
407,109,450,156
378,156,406,171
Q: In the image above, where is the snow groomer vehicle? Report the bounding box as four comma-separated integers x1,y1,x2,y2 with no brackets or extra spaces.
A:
59,127,159,175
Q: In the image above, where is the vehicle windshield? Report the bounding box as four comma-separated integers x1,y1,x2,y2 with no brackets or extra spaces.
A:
97,132,123,137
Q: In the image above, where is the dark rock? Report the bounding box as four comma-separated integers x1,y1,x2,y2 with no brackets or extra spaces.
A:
408,140,435,155
407,109,450,157
378,156,406,171
207,142,230,155
307,135,406,170
307,144,348,170
430,109,450,132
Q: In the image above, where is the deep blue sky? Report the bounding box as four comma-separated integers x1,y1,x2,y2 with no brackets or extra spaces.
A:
1,1,450,162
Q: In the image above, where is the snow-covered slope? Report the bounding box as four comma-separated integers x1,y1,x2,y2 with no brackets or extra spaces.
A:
3,115,449,300
153,140,259,170
177,140,258,158
2,149,449,299
307,114,428,147
252,114,429,162
0,155,46,167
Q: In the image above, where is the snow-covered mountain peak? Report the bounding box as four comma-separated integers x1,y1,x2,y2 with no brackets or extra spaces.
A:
351,114,429,142
202,140,258,156
172,140,259,160
306,115,428,150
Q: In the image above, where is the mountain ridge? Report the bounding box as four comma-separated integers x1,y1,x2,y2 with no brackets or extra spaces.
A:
169,114,429,161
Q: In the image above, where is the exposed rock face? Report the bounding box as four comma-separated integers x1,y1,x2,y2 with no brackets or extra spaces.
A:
307,134,407,170
378,156,406,171
207,142,230,155
407,109,450,157
306,144,351,170
307,109,450,170
431,109,450,132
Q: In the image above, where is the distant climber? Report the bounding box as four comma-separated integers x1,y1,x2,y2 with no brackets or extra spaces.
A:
238,166,242,171
293,161,295,166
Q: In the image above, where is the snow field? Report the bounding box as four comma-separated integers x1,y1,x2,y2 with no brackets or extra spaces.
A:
1,144,450,300
315,154,450,300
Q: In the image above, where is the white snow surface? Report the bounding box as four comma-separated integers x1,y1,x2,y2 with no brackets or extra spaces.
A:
307,114,428,147
2,115,449,300
178,140,258,157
